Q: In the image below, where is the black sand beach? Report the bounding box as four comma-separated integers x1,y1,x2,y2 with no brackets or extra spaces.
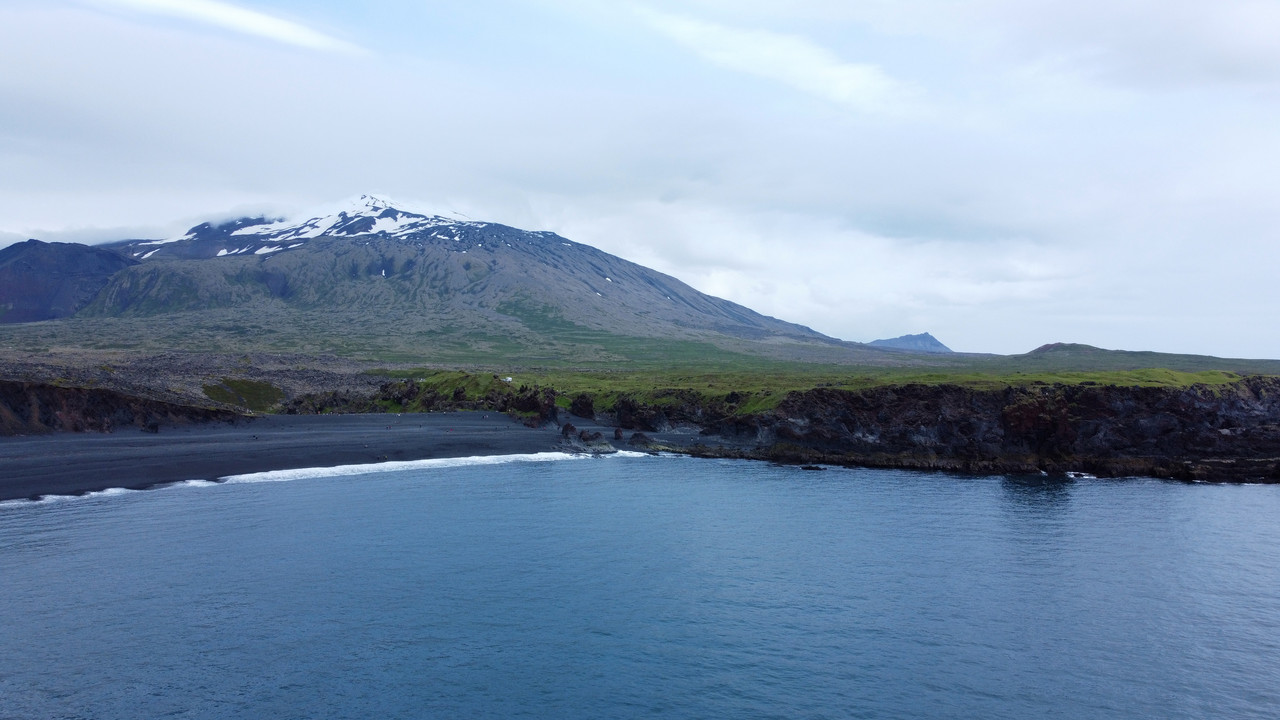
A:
0,413,566,502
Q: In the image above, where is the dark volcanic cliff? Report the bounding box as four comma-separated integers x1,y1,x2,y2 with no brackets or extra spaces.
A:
296,374,1280,483
0,381,243,435
541,377,1280,482
698,378,1280,481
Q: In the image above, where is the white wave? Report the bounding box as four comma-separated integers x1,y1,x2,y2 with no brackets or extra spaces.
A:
0,497,50,509
0,478,225,508
0,452,655,509
220,451,591,484
0,493,84,508
88,487,137,497
0,486,140,508
165,479,221,489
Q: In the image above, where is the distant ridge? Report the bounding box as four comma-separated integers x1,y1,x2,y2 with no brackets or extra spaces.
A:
868,332,952,353
0,239,137,322
1029,342,1101,354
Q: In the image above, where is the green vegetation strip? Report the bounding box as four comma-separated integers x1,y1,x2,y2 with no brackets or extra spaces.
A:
369,367,1247,416
202,377,285,412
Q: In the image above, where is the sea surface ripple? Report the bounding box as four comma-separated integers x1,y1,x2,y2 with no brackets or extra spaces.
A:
1,455,1278,719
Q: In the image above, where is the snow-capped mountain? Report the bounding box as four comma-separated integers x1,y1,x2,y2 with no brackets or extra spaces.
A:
63,195,855,362
231,195,470,242
113,195,508,261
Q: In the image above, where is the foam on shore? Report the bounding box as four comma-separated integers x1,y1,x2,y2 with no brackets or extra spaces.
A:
219,450,647,484
0,450,658,508
0,486,142,508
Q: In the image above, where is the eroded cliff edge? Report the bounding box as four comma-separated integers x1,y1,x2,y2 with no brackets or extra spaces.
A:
0,381,244,435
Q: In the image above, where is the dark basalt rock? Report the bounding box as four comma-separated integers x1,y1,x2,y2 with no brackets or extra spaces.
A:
706,377,1280,482
559,426,614,454
569,393,595,419
0,380,243,435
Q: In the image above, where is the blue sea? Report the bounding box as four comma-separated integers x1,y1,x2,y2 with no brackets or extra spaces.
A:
2,453,1278,719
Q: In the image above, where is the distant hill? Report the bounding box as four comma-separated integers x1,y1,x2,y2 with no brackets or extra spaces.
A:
965,342,1280,376
0,239,136,322
869,333,952,353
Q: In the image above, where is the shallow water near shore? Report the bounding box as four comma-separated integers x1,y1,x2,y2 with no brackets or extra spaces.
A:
2,455,1279,719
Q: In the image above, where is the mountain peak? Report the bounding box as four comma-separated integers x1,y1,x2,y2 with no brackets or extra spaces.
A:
868,332,953,353
340,193,419,217
109,194,501,261
354,193,393,210
224,194,467,244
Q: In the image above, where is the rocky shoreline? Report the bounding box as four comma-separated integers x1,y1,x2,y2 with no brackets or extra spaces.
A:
280,374,1280,483
613,378,1280,483
4,373,1280,489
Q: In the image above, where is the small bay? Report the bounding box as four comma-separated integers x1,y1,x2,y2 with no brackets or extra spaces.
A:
2,455,1278,719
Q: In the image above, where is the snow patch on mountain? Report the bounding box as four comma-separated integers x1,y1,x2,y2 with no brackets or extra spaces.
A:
135,229,199,247
229,194,480,243
109,194,555,264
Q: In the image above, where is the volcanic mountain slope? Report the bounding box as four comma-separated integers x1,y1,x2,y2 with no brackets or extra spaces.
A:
0,239,138,322
94,196,816,340
0,195,893,365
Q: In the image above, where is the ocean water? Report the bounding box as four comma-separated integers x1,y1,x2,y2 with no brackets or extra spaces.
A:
2,454,1278,719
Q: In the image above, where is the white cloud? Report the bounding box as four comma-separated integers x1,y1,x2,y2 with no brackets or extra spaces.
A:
538,198,1080,352
637,7,913,115
816,0,1280,88
85,0,363,54
4,1,1280,357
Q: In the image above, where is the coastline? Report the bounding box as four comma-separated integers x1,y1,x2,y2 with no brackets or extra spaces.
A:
0,412,570,502
8,402,1278,503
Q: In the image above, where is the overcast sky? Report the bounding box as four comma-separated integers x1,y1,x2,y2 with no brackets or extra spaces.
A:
3,0,1278,356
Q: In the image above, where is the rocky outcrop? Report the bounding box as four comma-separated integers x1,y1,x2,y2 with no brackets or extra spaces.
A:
610,390,725,431
569,393,595,419
560,428,616,454
0,381,244,435
284,379,560,426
